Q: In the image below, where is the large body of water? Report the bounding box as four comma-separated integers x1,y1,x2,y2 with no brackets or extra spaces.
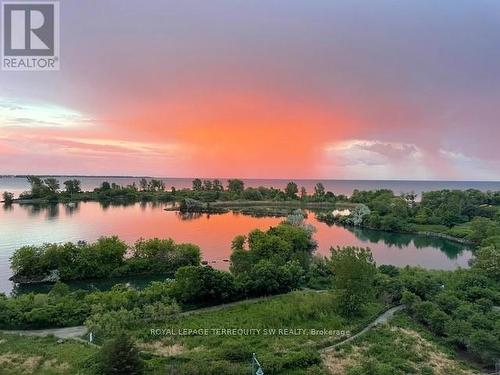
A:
0,200,473,295
2,176,500,199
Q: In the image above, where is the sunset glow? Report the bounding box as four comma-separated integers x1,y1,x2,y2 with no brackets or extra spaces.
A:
1,0,499,179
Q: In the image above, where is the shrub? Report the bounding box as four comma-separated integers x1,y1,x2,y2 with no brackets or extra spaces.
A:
330,246,376,317
98,333,143,375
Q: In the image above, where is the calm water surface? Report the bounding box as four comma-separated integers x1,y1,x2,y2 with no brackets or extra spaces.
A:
0,201,472,294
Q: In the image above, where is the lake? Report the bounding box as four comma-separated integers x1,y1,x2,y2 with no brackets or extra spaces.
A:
0,201,472,295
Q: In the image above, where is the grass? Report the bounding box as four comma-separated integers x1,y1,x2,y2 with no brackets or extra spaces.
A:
0,291,386,374
322,313,481,375
1,293,480,374
446,222,474,239
125,290,384,374
0,333,97,375
414,223,474,243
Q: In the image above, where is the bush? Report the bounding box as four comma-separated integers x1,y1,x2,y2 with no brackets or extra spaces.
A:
10,236,200,282
229,223,316,297
330,246,376,317
98,333,143,375
398,267,500,367
172,266,239,305
2,191,14,204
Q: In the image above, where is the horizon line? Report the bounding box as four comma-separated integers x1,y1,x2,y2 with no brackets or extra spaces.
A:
1,175,499,183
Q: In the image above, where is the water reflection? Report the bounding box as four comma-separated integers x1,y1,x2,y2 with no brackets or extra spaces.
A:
64,202,81,216
176,211,221,221
17,200,149,216
344,226,468,259
2,203,13,212
46,204,59,220
0,201,473,295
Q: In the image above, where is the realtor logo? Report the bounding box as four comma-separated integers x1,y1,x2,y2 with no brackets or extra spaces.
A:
2,1,60,70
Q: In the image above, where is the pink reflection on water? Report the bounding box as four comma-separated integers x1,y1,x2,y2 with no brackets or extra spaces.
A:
0,201,472,289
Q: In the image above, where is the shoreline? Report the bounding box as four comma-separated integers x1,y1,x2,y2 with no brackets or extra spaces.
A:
415,231,474,245
316,218,475,247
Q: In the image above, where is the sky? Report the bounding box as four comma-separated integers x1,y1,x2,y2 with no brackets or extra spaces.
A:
1,0,499,180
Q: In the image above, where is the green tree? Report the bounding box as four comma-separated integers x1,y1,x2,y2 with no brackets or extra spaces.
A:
139,178,148,191
285,182,299,199
227,179,244,196
26,175,43,188
212,179,223,192
300,186,307,199
86,309,139,338
98,333,143,375
330,246,376,316
242,188,263,200
468,217,499,244
469,330,500,365
101,181,111,191
49,282,70,297
63,179,81,194
43,178,60,193
2,191,14,204
313,183,325,199
192,178,202,191
10,246,44,276
473,245,500,280
26,175,48,198
202,179,213,191
245,259,304,295
173,266,238,304
148,179,165,192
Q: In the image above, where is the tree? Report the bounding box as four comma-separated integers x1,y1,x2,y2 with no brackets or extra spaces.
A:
285,182,298,199
172,266,238,304
192,178,202,191
148,179,165,192
227,179,244,196
63,179,81,194
402,191,417,210
300,186,307,199
44,178,60,193
101,181,111,191
245,259,304,295
469,330,500,365
212,179,223,192
242,188,263,200
10,246,44,276
400,290,421,313
468,217,499,244
27,175,43,188
98,333,143,375
347,204,370,226
49,282,70,297
473,245,500,280
202,179,213,191
26,175,48,198
2,191,14,204
330,246,376,316
139,178,148,191
313,183,325,199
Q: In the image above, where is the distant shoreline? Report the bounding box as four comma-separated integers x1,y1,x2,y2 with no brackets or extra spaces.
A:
1,175,499,183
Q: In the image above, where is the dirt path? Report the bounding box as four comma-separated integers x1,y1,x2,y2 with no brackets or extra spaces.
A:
1,325,88,340
0,291,326,340
321,305,405,353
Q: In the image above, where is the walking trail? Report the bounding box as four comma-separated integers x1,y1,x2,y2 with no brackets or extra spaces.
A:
321,305,405,353
0,302,404,348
